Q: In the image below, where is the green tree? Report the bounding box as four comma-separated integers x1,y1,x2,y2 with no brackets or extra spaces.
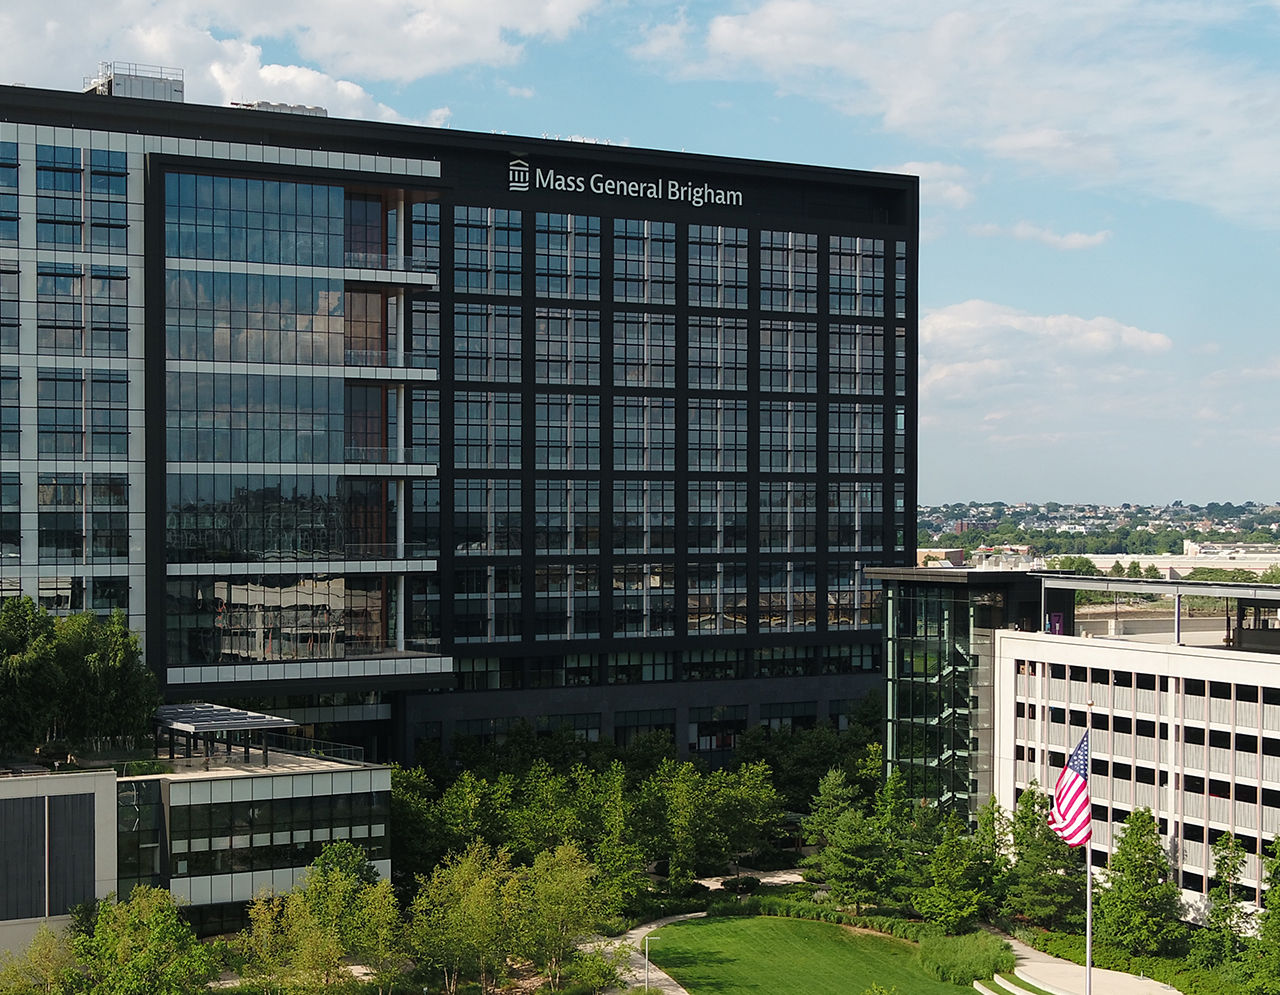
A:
517,843,601,990
509,760,578,863
1002,784,1084,929
968,796,1011,919
407,841,519,995
0,924,76,995
1192,832,1248,967
238,893,291,995
352,878,404,995
915,817,981,933
74,887,217,995
568,761,647,913
803,767,856,848
1249,838,1280,992
389,763,439,900
1095,808,1185,956
569,941,633,995
818,808,896,913
1126,560,1144,578
1208,833,1248,958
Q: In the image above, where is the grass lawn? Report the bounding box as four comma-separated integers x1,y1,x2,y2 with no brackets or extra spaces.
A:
646,916,970,995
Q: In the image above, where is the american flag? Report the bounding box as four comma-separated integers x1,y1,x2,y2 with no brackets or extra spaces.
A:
1048,731,1092,847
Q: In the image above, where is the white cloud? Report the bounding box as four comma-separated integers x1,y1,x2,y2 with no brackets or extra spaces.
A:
637,2,1280,228
971,221,1111,250
506,84,536,99
0,1,599,115
631,11,692,62
889,161,973,209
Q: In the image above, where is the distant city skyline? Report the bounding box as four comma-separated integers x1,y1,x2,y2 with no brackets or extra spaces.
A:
3,2,1277,504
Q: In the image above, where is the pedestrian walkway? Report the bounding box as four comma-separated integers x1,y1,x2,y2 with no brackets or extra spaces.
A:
613,913,705,994
999,932,1179,995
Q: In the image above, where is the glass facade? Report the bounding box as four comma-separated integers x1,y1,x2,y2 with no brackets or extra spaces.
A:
1,92,914,769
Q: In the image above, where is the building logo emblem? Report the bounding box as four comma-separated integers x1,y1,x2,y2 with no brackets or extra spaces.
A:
508,159,530,191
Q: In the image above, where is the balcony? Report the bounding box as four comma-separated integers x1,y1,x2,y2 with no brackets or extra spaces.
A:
344,348,436,370
341,252,435,286
343,445,436,466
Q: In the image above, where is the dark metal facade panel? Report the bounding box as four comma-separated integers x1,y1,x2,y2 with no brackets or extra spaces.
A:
48,793,96,915
0,796,45,921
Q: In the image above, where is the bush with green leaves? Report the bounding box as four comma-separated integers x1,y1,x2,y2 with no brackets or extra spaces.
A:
915,932,1015,984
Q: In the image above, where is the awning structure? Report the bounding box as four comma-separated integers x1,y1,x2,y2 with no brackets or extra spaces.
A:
154,702,297,734
153,703,298,766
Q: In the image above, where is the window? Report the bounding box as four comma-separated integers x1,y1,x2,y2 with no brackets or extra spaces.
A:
686,562,748,634
759,401,817,472
0,193,16,242
535,308,599,384
759,562,817,632
38,474,84,563
613,397,675,470
612,561,676,635
0,472,18,562
613,312,675,387
0,141,16,189
0,265,16,350
37,264,84,354
454,392,521,468
89,371,129,456
454,206,521,294
453,479,522,553
454,304,521,382
688,399,747,471
688,315,747,389
613,219,675,304
830,403,884,473
534,480,600,554
687,481,748,553
535,213,600,299
829,235,885,316
688,225,747,308
760,319,818,391
612,481,675,553
89,267,129,355
38,370,84,456
760,482,817,551
165,173,344,266
760,230,817,312
0,369,18,456
830,324,884,394
535,394,600,469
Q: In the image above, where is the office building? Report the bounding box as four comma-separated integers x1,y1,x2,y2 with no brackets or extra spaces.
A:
870,566,1069,820
0,64,917,760
996,575,1280,914
1,703,390,950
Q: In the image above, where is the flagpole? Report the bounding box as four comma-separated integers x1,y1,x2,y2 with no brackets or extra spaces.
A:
1085,699,1093,995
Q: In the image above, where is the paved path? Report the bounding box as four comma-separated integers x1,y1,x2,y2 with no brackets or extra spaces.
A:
999,932,1180,995
612,912,705,994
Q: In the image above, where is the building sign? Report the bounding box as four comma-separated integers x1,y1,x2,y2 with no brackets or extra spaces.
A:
508,158,743,207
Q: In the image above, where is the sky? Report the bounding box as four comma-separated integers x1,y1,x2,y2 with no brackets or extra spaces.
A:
2,1,1278,506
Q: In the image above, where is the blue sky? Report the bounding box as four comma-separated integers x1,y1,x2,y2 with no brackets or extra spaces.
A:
3,1,1279,505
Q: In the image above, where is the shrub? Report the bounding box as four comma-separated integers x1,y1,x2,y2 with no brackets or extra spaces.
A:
721,875,761,894
916,932,1015,984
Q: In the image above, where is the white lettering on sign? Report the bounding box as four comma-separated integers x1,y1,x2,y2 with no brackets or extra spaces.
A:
509,159,743,207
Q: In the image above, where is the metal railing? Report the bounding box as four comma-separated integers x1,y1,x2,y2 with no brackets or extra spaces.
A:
344,348,435,369
342,251,432,273
262,731,364,764
343,445,434,464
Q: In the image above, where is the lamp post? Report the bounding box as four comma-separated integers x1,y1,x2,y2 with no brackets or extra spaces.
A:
645,934,655,990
